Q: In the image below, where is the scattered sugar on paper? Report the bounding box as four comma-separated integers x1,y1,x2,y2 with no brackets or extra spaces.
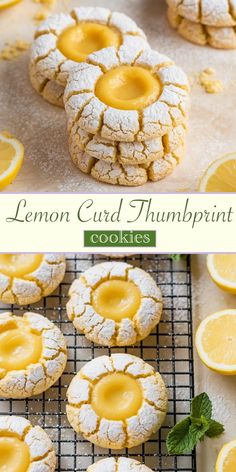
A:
0,40,30,60
33,9,49,21
198,68,224,94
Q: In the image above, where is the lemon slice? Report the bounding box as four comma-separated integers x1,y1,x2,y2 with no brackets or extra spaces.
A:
0,132,24,190
198,153,236,192
195,310,236,375
0,0,21,9
207,254,236,294
216,440,236,472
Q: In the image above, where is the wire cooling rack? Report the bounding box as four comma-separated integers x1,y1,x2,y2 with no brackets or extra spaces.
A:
0,254,196,472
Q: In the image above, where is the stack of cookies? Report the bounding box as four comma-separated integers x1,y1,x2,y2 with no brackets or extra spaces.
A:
65,44,189,186
30,6,190,186
166,0,236,49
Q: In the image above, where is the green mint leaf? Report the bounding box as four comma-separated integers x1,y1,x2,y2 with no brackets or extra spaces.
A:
190,422,210,443
167,393,225,455
167,418,209,455
167,417,191,454
191,415,209,428
191,417,203,427
169,254,188,261
191,393,212,420
206,420,225,438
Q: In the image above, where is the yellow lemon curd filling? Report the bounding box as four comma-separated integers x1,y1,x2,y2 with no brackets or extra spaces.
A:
95,65,161,110
92,279,141,322
0,436,30,472
91,372,142,421
0,254,42,278
57,22,121,62
0,318,42,372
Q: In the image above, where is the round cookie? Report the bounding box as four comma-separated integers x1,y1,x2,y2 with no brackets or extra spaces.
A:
69,148,148,186
66,353,168,449
29,62,64,107
68,145,184,186
68,121,187,165
0,416,56,472
168,7,236,48
67,261,162,346
30,7,148,104
68,122,164,166
166,0,236,27
0,253,66,305
64,46,189,142
0,312,67,398
87,458,153,472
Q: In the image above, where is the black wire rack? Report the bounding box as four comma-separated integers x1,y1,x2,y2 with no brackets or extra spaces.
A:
0,254,196,472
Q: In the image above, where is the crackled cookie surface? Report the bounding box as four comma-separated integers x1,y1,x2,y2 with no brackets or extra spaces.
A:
30,6,148,99
88,457,153,471
168,7,236,48
0,253,66,305
166,0,236,27
68,119,187,165
29,62,65,107
67,261,162,346
0,416,56,472
66,353,168,449
0,312,67,398
68,145,185,186
64,46,189,142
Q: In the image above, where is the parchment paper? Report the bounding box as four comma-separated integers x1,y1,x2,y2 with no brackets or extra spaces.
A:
192,255,236,472
0,0,236,192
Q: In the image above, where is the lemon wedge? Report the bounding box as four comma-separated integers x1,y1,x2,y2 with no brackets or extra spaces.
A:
195,310,236,375
198,153,236,192
0,132,24,190
0,0,21,9
207,254,236,294
216,440,236,472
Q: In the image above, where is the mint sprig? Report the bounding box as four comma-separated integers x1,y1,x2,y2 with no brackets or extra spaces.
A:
169,255,188,261
167,393,224,455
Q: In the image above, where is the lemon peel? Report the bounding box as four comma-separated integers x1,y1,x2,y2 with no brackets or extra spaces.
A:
0,132,24,190
198,152,236,192
196,310,236,375
216,440,236,472
207,254,236,294
0,0,21,10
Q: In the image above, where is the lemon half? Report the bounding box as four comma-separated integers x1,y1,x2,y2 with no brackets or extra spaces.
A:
0,0,21,9
207,254,236,294
216,440,236,472
198,153,236,192
195,310,236,375
0,132,24,190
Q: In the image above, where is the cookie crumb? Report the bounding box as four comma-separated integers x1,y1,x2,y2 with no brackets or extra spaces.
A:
199,68,223,94
0,40,30,60
33,0,56,23
33,8,49,22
